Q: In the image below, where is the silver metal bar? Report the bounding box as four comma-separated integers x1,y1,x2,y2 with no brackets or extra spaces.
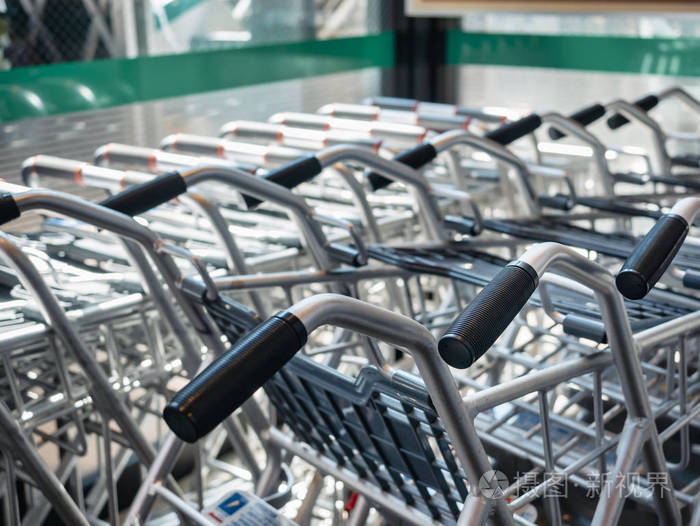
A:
463,353,612,414
538,390,562,526
519,242,681,524
315,145,446,240
539,111,614,195
658,86,700,114
591,419,649,526
429,130,541,215
123,433,186,526
457,494,491,526
605,99,671,176
150,486,211,526
181,193,267,315
0,404,89,526
285,293,515,525
101,418,120,526
346,495,371,526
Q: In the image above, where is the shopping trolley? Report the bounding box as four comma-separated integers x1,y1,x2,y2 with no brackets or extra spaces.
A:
347,114,700,294
164,240,698,524
119,132,700,524
547,87,700,178
0,228,186,525
3,84,699,526
90,133,700,340
0,180,277,524
93,118,700,336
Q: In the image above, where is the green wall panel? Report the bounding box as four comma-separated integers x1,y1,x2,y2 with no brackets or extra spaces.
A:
447,30,700,77
0,32,394,122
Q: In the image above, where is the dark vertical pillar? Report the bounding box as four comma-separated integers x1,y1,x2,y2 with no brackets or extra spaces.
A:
381,2,458,103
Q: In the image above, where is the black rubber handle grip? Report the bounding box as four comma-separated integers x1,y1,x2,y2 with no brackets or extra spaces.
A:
0,193,21,226
443,214,480,236
538,193,574,211
548,103,606,140
607,95,659,130
163,310,307,443
438,262,538,368
327,243,365,267
563,312,675,341
671,154,700,169
485,114,542,146
367,143,438,192
682,269,700,290
99,171,187,217
612,172,648,185
616,213,689,300
562,314,607,344
243,155,323,209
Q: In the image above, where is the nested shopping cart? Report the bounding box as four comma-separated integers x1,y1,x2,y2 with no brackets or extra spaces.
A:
165,239,698,525
1,83,699,526
0,179,278,525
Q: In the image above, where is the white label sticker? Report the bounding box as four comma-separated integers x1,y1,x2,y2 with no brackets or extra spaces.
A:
205,490,298,525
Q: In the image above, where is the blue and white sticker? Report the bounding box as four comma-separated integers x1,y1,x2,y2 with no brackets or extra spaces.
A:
205,490,297,525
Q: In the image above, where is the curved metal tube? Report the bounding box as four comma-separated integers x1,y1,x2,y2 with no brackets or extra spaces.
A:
429,130,541,215
657,86,700,114
22,154,152,191
518,242,681,525
95,142,253,173
286,293,515,526
605,99,670,176
668,196,700,222
539,112,615,195
181,165,334,270
315,145,447,240
10,188,222,359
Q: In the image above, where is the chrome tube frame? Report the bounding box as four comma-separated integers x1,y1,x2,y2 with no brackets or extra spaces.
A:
657,86,700,114
539,112,615,195
604,99,671,176
284,293,515,526
517,242,681,525
315,145,447,240
0,233,189,509
429,130,542,216
8,187,224,360
22,154,153,191
181,165,336,270
95,146,381,269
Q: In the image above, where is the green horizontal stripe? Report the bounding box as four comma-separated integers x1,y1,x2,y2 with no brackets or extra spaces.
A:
447,30,700,77
0,32,394,123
